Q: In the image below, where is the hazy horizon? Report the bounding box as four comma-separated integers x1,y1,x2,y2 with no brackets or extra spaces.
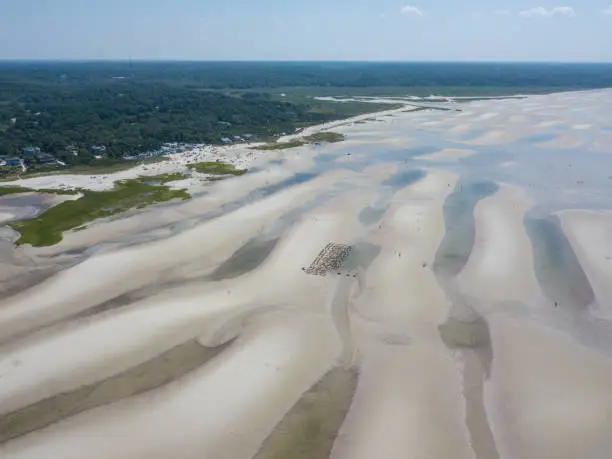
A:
2,0,612,62
2,59,612,64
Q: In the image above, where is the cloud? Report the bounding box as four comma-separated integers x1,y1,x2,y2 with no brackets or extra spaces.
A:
603,5,612,14
519,6,576,17
493,9,511,15
400,5,424,16
552,6,576,16
519,6,549,17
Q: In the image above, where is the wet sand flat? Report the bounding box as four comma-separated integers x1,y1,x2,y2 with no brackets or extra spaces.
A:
0,169,357,343
0,340,231,443
417,148,476,160
330,343,474,459
559,210,612,316
458,185,545,305
487,315,612,459
2,89,612,458
253,367,358,459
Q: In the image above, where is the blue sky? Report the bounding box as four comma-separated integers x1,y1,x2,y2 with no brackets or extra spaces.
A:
1,0,611,61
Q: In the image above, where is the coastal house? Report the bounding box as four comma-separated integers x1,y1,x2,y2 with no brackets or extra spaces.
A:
221,137,232,144
34,153,57,164
90,146,109,160
66,145,79,156
22,146,41,157
5,157,21,167
91,145,107,156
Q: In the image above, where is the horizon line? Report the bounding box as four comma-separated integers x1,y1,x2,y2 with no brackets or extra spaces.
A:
1,59,612,65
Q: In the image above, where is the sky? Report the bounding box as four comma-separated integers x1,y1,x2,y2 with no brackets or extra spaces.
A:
1,0,611,61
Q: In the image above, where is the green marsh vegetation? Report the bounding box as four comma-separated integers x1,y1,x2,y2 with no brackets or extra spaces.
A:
0,185,81,197
3,162,247,246
141,172,190,183
8,178,190,247
188,162,247,175
0,186,37,197
254,132,345,151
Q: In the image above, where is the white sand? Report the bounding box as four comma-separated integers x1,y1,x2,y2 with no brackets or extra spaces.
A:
0,173,387,458
0,311,341,459
0,212,15,224
331,343,474,459
462,129,516,146
534,120,564,128
487,315,612,459
537,132,584,149
0,169,358,343
353,170,456,330
417,148,476,160
448,123,474,134
477,112,499,121
559,210,612,317
0,173,387,416
458,185,545,305
2,89,612,458
419,120,443,127
330,171,475,458
508,114,529,123
276,106,408,144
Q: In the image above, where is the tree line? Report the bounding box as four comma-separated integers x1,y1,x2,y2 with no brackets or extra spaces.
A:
0,79,332,161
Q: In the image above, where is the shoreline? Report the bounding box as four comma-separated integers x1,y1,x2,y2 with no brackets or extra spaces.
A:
1,86,604,195
0,104,410,194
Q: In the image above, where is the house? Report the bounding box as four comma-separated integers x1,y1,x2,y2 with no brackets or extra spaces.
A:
220,137,232,144
5,157,21,167
22,146,41,157
91,145,107,153
34,153,57,164
66,145,79,156
233,136,243,142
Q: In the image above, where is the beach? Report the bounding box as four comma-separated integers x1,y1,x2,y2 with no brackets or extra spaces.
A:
2,89,612,459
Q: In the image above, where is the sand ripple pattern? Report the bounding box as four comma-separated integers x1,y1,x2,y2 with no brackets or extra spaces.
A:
2,90,612,459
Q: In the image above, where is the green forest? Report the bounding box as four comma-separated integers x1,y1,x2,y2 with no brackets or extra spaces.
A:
0,63,401,164
0,83,356,162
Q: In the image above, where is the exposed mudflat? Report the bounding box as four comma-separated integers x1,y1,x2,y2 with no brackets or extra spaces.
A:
2,89,612,459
